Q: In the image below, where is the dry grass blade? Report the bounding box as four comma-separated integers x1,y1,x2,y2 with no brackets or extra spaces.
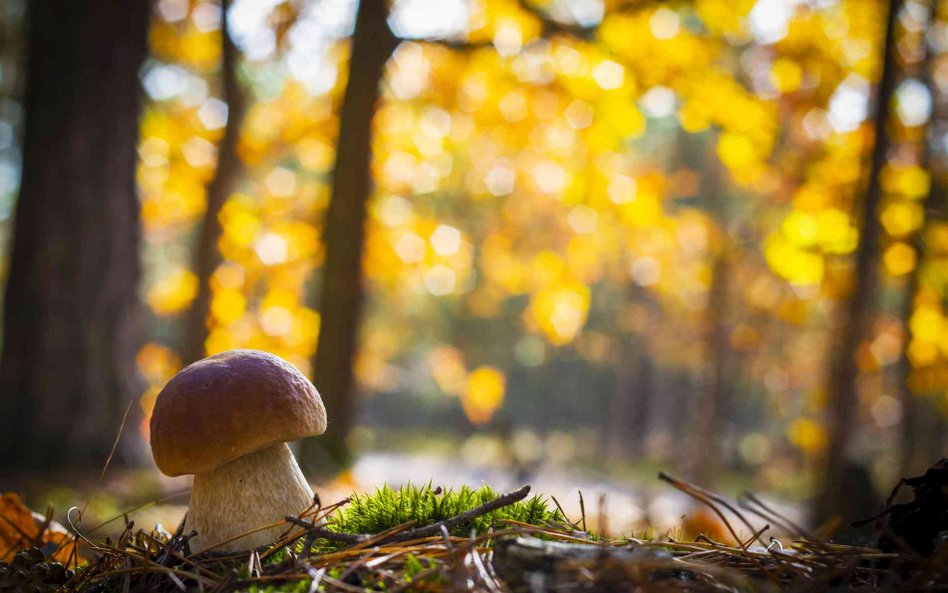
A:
658,472,754,546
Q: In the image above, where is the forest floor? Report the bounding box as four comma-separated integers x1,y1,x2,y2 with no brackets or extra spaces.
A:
29,449,804,548
1,458,945,592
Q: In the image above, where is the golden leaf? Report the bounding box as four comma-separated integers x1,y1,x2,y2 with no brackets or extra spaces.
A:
0,493,82,565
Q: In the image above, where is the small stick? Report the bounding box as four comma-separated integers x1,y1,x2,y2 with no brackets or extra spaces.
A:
283,518,365,544
658,473,743,545
388,485,531,543
351,520,418,550
549,495,581,530
658,473,776,580
660,472,762,546
261,495,354,560
740,523,770,550
739,491,812,540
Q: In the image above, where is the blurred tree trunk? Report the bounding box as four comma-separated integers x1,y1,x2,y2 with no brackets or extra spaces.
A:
610,341,653,459
608,287,655,461
898,1,944,477
632,352,654,448
300,0,398,473
0,0,149,471
670,371,694,444
684,138,734,487
690,241,733,486
925,413,946,463
895,281,920,478
185,0,245,365
815,0,901,526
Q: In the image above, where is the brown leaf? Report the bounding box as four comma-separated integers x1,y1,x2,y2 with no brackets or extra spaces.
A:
0,492,81,564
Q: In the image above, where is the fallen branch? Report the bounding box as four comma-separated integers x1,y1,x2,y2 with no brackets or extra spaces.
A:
280,520,364,545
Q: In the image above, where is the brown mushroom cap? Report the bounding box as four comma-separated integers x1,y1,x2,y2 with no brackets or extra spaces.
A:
150,349,326,476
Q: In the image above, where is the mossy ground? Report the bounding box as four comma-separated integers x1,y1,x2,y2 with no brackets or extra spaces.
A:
326,483,562,539
67,484,563,592
56,477,946,593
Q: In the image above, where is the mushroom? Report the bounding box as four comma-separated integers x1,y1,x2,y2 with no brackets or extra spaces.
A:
149,349,326,552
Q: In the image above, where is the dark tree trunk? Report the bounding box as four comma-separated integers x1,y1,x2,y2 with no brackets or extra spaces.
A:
924,412,946,464
897,0,942,478
815,0,902,525
689,242,732,486
895,316,920,477
0,0,149,471
608,298,654,463
620,344,653,458
300,0,398,473
670,371,694,444
185,0,245,364
683,136,733,487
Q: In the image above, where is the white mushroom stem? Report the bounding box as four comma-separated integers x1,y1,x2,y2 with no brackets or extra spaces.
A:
187,443,314,552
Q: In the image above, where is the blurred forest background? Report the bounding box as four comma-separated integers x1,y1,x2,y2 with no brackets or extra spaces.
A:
0,0,946,532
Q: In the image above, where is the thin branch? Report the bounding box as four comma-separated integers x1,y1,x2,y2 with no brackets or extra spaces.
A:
405,35,494,52
281,519,364,545
391,485,531,542
515,0,599,40
395,0,605,52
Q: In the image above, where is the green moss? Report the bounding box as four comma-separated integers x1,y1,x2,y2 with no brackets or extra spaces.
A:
238,580,312,593
325,483,562,543
262,546,297,565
